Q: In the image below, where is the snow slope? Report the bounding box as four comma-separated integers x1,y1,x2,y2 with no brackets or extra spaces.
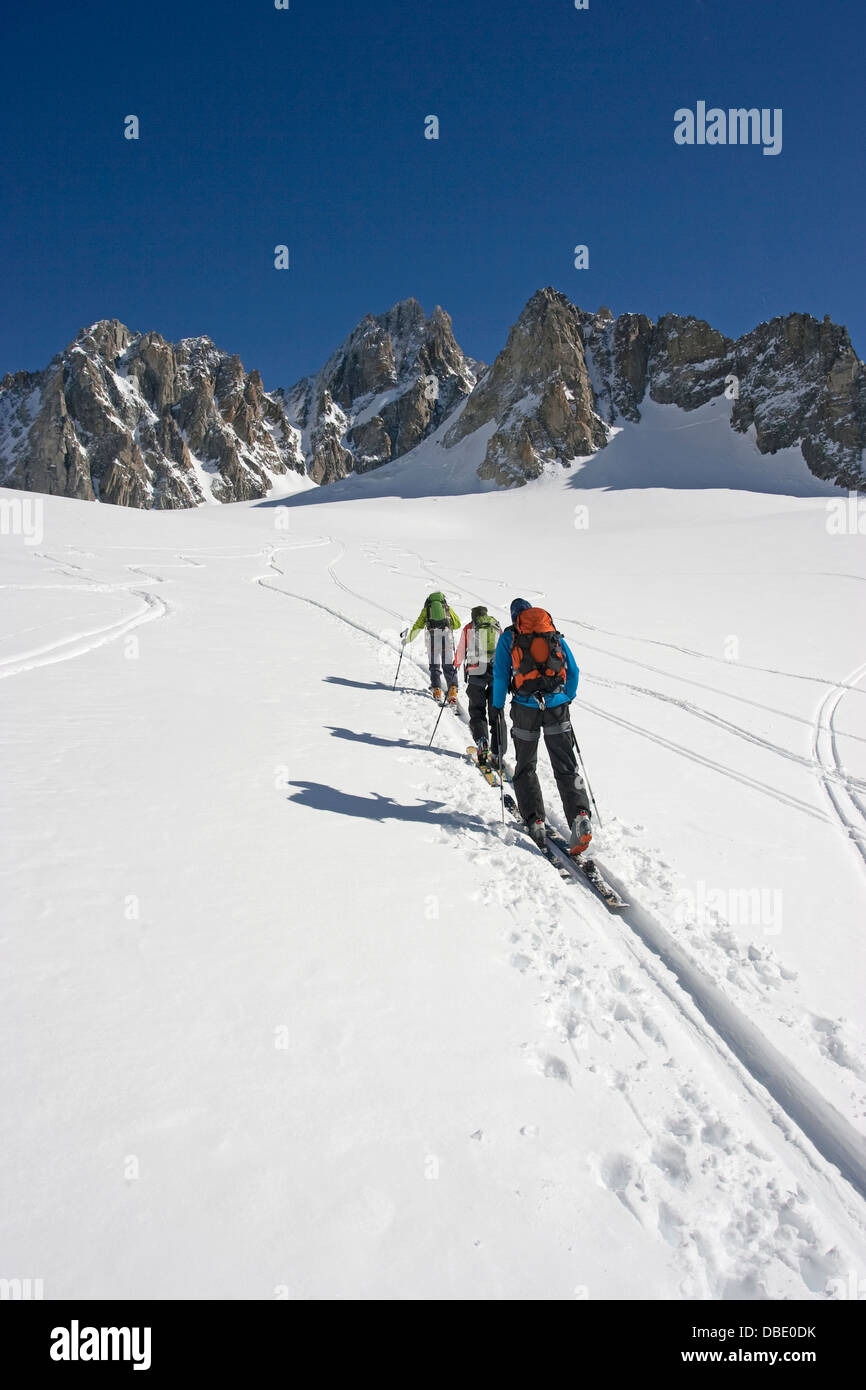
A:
2,402,865,1300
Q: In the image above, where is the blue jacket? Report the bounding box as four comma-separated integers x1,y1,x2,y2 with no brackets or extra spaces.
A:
492,628,579,710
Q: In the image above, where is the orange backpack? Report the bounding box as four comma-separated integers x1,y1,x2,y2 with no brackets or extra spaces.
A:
511,608,567,697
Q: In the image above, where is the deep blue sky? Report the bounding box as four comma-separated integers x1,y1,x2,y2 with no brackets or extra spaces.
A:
2,0,863,388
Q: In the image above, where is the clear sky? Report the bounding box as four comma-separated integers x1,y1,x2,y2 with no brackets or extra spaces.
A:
1,0,863,388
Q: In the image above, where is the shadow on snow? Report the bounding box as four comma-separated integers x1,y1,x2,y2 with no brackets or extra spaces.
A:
323,676,397,692
287,781,487,830
326,725,464,759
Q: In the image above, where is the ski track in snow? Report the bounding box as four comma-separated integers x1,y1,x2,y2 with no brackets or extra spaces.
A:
566,611,866,694
259,538,866,1254
0,586,168,681
591,672,866,796
0,541,336,685
562,629,864,735
812,660,866,876
580,698,833,825
0,547,185,681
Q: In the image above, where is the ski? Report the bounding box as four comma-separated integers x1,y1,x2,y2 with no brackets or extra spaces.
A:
544,823,628,911
503,795,572,879
578,857,628,911
503,795,627,910
466,746,511,788
466,745,499,787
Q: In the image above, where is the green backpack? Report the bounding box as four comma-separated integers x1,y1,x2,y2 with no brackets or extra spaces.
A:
470,614,501,664
425,592,449,629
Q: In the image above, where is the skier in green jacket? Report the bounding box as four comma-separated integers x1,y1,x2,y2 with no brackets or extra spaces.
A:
406,592,462,702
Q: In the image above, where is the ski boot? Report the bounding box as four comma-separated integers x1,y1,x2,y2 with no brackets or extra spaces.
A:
431,685,443,701
569,810,593,856
526,817,547,849
447,684,458,705
476,737,490,767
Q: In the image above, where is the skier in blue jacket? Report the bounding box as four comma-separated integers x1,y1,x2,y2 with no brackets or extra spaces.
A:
492,598,592,854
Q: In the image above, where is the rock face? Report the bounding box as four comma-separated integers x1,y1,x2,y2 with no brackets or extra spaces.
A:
576,304,865,490
0,320,305,507
281,298,479,484
580,310,654,424
729,315,866,487
439,291,864,490
445,288,608,485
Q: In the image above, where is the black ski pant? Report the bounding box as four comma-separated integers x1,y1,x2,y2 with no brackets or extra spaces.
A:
510,701,589,826
426,629,457,691
466,674,506,757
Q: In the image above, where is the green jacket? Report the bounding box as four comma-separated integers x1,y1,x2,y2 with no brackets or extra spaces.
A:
409,603,462,641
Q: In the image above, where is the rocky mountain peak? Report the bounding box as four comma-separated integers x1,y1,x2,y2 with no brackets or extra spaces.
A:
0,322,304,507
282,298,479,484
445,286,608,485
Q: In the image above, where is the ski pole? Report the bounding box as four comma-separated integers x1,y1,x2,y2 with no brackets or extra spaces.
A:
393,631,407,690
496,709,506,823
429,698,447,748
571,727,602,827
499,745,506,823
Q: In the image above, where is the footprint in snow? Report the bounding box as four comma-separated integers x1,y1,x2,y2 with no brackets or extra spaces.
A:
541,1054,572,1084
524,1046,572,1085
700,1119,732,1149
657,1200,686,1248
665,1113,696,1144
554,1007,584,1043
810,1014,866,1079
600,1152,635,1196
640,1011,667,1047
651,1138,690,1188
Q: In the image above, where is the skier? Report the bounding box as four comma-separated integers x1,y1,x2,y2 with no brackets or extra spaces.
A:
405,592,462,702
492,598,592,855
455,605,506,767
